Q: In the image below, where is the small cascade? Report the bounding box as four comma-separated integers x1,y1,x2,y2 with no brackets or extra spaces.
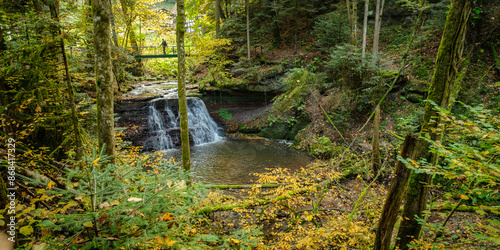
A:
145,98,221,151
187,99,221,145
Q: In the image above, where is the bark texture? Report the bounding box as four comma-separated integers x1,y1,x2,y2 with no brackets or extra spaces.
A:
374,134,419,250
176,0,191,172
93,0,116,162
395,0,472,248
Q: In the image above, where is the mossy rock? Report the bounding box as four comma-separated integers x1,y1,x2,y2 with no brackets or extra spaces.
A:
259,122,289,139
286,119,310,140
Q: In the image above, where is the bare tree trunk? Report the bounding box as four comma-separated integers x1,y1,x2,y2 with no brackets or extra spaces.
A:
93,0,116,162
176,0,191,173
395,0,472,248
374,134,419,250
362,0,369,63
372,105,381,174
371,0,385,66
246,0,250,59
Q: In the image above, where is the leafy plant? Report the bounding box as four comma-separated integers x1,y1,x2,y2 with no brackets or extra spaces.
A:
219,109,233,120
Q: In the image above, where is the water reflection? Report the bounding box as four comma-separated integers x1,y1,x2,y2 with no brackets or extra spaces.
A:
161,138,312,185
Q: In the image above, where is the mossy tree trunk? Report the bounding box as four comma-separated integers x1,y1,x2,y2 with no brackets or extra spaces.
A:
374,134,419,250
395,0,472,249
176,0,191,172
93,0,116,162
215,0,221,37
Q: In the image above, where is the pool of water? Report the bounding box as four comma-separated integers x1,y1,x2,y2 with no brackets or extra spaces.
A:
161,138,312,185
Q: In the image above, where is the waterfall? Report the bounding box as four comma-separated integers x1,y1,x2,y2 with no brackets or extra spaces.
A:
146,98,221,151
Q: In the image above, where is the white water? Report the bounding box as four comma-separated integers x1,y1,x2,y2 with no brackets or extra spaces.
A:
147,98,222,150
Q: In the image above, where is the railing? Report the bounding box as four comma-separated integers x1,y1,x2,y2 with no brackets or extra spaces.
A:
128,45,194,58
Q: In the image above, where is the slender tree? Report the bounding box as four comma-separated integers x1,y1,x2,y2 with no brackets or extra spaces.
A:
49,0,83,160
372,105,381,174
395,0,472,248
362,0,369,63
110,0,119,47
176,0,191,172
372,0,385,66
93,0,116,162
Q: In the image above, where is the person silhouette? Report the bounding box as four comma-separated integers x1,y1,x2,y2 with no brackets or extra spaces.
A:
161,39,168,55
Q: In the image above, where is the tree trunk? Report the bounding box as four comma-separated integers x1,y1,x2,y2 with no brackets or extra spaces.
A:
294,0,298,54
50,0,83,160
395,0,472,248
345,0,353,44
109,0,119,47
372,105,381,174
272,0,281,48
352,0,358,46
215,0,221,37
86,0,94,73
362,0,369,63
246,0,250,59
371,0,385,66
93,0,116,162
374,133,419,250
176,0,191,173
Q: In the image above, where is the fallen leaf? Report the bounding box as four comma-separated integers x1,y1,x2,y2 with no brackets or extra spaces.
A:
162,213,174,221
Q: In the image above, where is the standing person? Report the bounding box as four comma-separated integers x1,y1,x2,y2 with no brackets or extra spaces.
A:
161,39,168,55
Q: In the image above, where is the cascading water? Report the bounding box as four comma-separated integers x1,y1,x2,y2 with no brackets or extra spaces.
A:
146,98,221,151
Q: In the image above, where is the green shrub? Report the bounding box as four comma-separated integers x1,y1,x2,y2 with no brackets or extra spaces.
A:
7,150,262,249
309,136,333,159
312,11,350,48
219,109,233,120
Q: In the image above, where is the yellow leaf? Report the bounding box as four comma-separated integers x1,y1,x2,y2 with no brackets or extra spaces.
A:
229,238,240,244
20,225,34,236
93,158,100,166
35,106,41,112
83,221,93,228
162,213,174,221
165,238,177,246
47,181,56,190
155,236,164,244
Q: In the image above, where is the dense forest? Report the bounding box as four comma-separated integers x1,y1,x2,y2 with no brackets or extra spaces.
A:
1,0,499,249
